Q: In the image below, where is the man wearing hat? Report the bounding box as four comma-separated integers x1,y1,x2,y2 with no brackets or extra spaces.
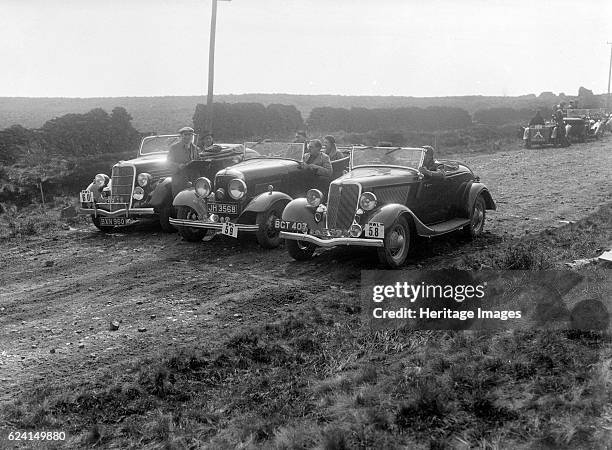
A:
168,126,200,197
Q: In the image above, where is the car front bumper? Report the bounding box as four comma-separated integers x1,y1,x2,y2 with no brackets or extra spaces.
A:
168,218,260,232
279,231,384,248
79,206,156,217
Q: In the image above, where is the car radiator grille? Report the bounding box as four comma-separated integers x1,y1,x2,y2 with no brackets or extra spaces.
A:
326,183,360,230
111,166,135,211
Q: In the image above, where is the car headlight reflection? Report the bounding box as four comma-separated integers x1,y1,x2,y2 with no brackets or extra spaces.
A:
228,179,247,200
306,189,323,207
195,177,212,198
132,186,145,201
359,192,377,211
137,173,151,187
94,174,108,189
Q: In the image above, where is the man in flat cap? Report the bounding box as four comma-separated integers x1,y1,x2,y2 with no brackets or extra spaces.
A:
168,126,200,197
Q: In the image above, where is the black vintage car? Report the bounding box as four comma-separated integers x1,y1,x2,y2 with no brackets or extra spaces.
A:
279,146,496,268
78,134,244,232
522,123,567,148
169,142,349,248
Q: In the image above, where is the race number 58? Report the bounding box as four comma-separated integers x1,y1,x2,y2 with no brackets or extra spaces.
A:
221,222,238,238
365,222,384,238
80,190,93,203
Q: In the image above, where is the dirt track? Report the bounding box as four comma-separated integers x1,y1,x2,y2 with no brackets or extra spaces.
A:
0,138,611,409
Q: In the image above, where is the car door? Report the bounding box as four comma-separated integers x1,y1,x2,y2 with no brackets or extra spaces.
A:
414,173,448,224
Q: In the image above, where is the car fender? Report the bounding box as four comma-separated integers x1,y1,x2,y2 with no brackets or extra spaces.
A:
281,198,316,224
367,204,428,233
149,177,173,210
466,183,496,216
243,191,292,214
172,188,207,217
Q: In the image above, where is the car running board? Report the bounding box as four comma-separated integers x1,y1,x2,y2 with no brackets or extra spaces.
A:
415,218,470,237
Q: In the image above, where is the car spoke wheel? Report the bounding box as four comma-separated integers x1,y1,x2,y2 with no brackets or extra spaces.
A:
286,239,316,261
255,203,284,249
91,215,115,233
176,206,209,242
463,195,486,239
377,216,412,268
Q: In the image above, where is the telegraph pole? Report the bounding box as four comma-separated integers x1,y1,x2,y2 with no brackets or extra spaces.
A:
607,42,612,112
206,0,231,134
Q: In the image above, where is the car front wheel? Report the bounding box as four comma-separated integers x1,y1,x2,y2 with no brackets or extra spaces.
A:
255,203,285,249
377,215,412,268
176,206,208,242
463,195,486,239
286,239,316,260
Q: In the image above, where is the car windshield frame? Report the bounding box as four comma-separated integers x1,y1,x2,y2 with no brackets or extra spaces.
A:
242,141,305,162
139,134,187,156
349,146,425,171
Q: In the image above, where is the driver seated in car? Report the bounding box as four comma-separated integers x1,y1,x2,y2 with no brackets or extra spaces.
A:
419,145,444,180
301,139,332,178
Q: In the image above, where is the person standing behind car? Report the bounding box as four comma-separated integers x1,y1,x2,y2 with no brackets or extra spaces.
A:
322,135,343,161
168,126,199,197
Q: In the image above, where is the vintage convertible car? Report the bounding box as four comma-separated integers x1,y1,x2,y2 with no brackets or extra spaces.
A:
78,134,244,232
169,142,349,248
522,123,568,148
279,146,496,268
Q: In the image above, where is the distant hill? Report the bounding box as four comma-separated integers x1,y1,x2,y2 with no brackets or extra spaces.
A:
0,92,606,132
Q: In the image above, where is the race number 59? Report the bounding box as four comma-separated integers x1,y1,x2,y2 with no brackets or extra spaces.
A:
365,222,384,238
80,190,93,203
221,222,238,238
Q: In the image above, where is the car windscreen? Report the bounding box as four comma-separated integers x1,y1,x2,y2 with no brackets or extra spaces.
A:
140,135,181,155
243,142,304,161
351,147,424,169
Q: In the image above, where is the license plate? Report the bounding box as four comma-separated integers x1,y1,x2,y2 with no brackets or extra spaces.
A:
80,190,93,203
273,220,308,233
207,203,238,214
100,217,126,226
221,222,238,238
365,222,384,238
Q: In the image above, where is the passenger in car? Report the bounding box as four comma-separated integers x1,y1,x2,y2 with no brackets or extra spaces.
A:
322,135,343,161
419,146,444,180
301,139,332,178
168,126,200,196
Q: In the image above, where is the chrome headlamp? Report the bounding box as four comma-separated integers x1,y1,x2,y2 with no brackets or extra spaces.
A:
349,224,363,237
306,189,323,207
94,174,108,189
359,192,377,211
228,179,247,200
215,188,225,200
132,186,145,201
195,177,212,198
137,173,151,187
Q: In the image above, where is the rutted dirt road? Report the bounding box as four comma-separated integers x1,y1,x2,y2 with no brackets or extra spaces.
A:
0,138,610,409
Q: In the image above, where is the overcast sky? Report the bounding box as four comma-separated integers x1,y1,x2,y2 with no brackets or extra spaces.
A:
2,0,611,98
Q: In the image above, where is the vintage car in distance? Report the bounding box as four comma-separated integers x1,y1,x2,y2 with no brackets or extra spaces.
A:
169,142,349,248
278,146,496,268
522,123,569,148
78,134,244,232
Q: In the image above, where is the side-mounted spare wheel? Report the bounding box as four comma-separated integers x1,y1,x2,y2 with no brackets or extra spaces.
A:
463,194,486,239
176,206,208,242
377,215,413,268
255,203,286,249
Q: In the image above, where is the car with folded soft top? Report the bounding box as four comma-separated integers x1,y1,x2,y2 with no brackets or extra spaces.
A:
169,141,349,248
78,134,244,232
279,146,496,268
